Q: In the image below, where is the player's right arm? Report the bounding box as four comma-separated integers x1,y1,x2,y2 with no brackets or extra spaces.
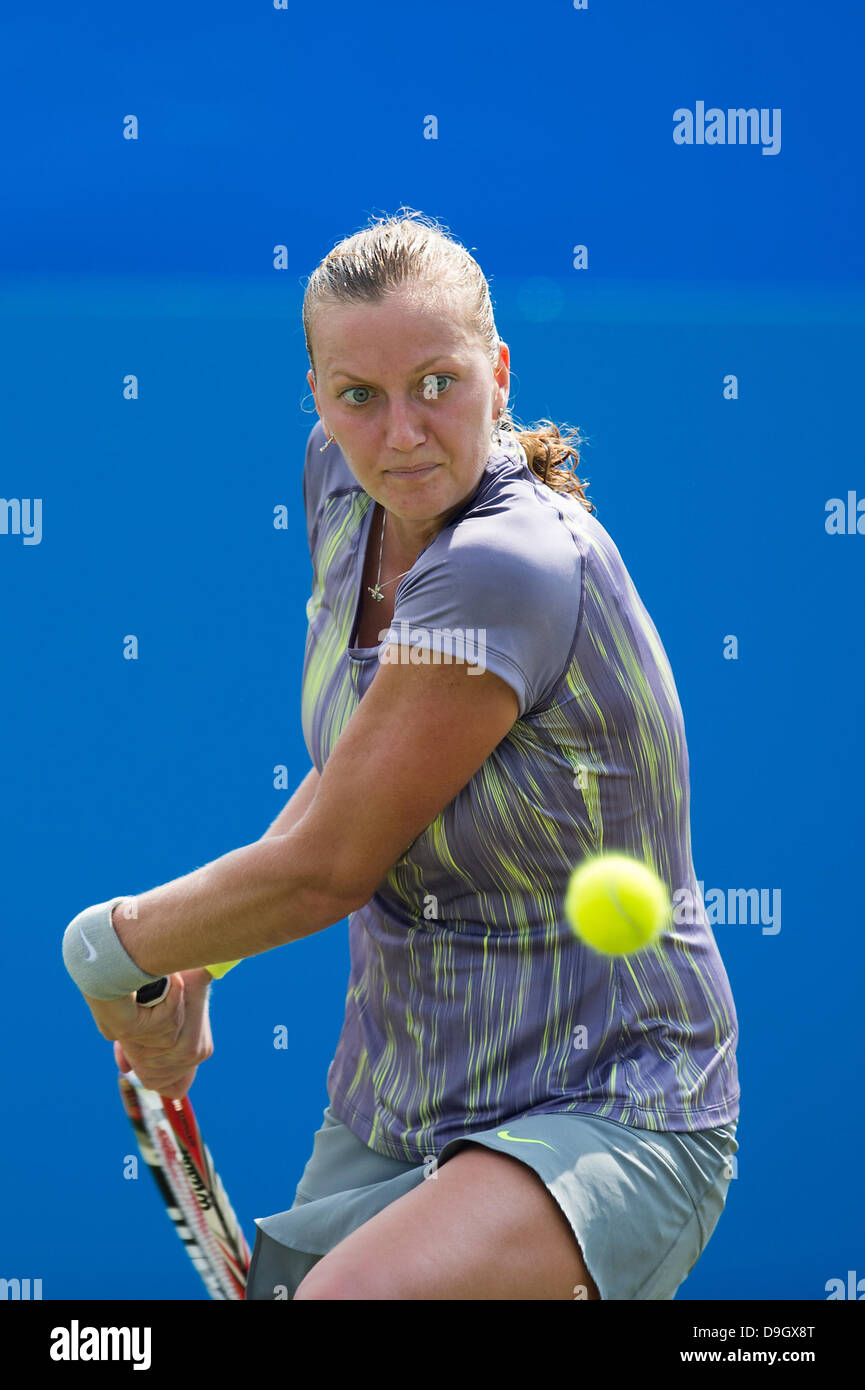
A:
193,765,323,980
106,766,322,1097
260,765,320,840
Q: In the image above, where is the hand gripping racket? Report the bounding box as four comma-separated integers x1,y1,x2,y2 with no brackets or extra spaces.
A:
118,968,250,1300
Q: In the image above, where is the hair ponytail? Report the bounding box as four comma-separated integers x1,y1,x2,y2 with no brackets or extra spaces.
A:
503,417,593,512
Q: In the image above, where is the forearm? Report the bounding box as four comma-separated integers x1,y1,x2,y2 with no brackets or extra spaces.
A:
260,765,320,839
203,765,322,977
111,822,357,979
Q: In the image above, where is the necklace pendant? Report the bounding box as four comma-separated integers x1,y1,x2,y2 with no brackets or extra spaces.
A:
368,584,384,602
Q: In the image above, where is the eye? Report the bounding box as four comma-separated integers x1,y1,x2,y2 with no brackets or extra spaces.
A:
421,374,454,399
340,386,374,407
338,375,455,408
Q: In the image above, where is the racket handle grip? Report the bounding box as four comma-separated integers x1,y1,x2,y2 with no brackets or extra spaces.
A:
135,962,237,1006
136,977,169,1007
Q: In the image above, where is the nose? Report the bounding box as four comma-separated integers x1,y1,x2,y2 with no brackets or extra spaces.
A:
382,399,428,452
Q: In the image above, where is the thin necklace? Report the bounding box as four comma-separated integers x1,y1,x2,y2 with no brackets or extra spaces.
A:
368,506,413,602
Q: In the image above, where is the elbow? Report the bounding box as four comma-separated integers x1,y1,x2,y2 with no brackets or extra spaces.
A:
327,871,377,920
297,866,375,935
274,823,380,934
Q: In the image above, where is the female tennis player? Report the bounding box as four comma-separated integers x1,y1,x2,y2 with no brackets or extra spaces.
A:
64,208,740,1301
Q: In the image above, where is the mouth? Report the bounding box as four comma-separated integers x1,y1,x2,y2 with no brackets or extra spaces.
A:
385,463,441,480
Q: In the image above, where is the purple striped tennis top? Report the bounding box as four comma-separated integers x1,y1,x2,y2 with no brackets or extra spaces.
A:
300,419,740,1162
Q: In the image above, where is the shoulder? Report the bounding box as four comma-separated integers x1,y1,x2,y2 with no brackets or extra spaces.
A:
402,449,585,608
391,452,588,716
302,420,360,550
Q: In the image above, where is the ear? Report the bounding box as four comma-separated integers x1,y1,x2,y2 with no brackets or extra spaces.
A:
493,340,510,415
307,369,326,427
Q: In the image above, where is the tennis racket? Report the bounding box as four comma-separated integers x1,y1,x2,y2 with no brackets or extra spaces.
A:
118,974,251,1299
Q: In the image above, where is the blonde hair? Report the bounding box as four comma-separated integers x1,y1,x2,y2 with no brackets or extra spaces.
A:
302,207,594,513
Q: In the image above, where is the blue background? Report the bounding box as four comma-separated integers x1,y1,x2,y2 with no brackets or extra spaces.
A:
1,0,862,1301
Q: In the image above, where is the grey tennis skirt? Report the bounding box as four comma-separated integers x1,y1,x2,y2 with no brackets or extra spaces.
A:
246,1102,738,1301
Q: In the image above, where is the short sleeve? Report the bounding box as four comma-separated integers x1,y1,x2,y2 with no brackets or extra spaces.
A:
384,521,583,719
302,420,361,555
302,421,327,554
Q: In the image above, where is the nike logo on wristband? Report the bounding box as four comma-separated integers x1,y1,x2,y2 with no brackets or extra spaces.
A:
78,926,98,962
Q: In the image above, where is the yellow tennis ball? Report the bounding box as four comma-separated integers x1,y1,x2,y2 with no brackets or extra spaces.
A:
564,854,671,955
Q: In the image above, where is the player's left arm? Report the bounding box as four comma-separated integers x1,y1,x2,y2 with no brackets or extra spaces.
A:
103,657,519,980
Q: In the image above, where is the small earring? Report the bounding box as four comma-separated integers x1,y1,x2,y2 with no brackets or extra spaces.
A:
319,432,335,452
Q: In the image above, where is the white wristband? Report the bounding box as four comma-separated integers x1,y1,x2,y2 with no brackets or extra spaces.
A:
62,897,165,1001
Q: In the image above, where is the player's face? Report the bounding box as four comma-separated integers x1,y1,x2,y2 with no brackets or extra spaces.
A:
307,287,510,540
